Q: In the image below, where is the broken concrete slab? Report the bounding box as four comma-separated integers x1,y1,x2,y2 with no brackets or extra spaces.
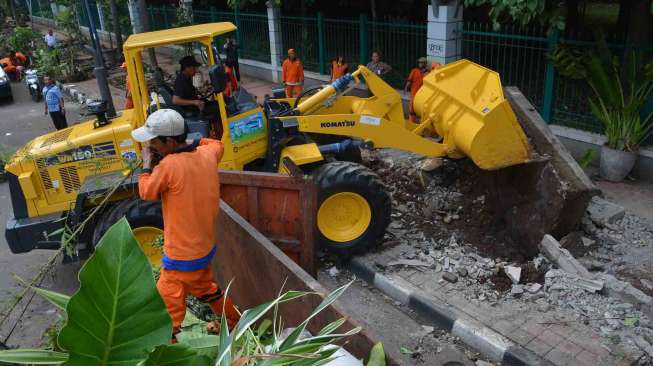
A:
387,259,432,268
466,87,601,256
504,265,521,284
525,283,542,294
420,157,443,172
596,273,653,306
587,196,626,227
539,234,592,279
545,269,604,293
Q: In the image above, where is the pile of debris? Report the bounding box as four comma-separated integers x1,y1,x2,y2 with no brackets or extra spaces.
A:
362,149,653,361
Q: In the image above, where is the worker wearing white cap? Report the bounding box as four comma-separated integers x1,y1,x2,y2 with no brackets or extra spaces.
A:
132,109,240,338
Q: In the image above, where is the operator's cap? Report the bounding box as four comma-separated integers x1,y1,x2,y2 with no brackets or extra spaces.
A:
417,57,427,63
131,109,185,142
179,55,201,70
287,48,295,54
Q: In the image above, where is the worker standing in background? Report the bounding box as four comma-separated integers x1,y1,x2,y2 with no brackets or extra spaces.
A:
282,48,304,98
42,75,67,130
366,51,392,79
132,109,241,339
44,29,57,49
404,57,429,122
330,55,348,82
224,61,239,97
121,62,134,109
223,36,240,82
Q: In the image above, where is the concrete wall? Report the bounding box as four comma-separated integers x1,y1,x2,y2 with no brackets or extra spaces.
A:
551,125,653,182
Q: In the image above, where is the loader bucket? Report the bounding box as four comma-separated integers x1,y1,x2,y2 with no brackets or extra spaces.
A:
413,59,531,170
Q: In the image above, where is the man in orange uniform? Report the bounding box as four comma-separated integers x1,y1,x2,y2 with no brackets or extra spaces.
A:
132,109,240,338
121,62,134,109
282,48,304,98
330,55,348,82
1,51,27,81
404,57,429,122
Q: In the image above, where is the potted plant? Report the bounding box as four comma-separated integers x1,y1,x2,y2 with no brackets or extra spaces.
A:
552,40,653,181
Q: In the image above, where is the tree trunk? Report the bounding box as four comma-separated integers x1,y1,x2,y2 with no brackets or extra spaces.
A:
109,0,123,62
7,0,16,19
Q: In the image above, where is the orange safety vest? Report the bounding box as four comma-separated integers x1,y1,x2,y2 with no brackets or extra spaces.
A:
331,61,348,81
407,67,427,97
282,58,304,84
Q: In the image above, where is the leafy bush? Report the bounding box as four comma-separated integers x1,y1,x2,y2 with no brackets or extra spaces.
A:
5,26,41,53
0,219,370,366
552,40,653,151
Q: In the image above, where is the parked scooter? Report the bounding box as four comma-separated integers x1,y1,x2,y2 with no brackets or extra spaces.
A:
24,69,41,102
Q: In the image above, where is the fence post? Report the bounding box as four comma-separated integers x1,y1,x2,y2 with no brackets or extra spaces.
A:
542,28,559,123
148,5,154,30
359,14,368,66
162,6,169,28
267,2,283,83
317,12,326,75
234,7,242,45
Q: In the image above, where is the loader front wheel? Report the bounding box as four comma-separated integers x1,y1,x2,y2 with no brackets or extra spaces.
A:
92,199,164,267
314,161,391,256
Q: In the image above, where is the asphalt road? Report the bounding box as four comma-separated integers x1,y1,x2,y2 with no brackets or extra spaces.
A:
0,80,84,313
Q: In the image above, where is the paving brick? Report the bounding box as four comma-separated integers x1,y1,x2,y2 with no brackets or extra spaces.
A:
575,350,601,366
545,346,575,366
535,330,564,348
418,279,444,297
493,319,517,334
545,323,575,338
521,320,547,337
556,340,583,357
398,269,417,281
568,330,609,355
507,328,537,346
407,271,431,286
525,338,554,357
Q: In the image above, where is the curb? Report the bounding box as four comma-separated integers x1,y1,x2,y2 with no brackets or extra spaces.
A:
348,257,554,366
57,82,88,105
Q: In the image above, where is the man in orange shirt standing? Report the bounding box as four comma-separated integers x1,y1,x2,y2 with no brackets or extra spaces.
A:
330,55,348,82
282,48,304,98
404,57,429,122
132,109,240,339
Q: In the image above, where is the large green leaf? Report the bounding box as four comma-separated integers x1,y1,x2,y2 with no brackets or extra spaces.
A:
58,218,172,366
136,344,211,366
0,349,68,364
366,343,386,366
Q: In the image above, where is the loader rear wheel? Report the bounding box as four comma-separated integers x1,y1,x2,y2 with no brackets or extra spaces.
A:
92,199,164,267
314,161,391,256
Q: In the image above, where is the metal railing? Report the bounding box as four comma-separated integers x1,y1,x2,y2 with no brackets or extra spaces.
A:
33,3,652,138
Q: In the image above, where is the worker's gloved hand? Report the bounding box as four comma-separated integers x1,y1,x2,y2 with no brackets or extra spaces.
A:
194,99,205,111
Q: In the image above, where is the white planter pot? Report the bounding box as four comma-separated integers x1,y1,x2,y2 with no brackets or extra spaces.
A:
600,145,637,182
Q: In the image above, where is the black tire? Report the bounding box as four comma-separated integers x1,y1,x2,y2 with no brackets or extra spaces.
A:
92,198,163,246
313,161,391,256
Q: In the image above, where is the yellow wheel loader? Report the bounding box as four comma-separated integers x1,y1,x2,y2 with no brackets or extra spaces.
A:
3,23,530,263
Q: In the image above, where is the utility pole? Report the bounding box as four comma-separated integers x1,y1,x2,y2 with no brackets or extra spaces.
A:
83,0,116,117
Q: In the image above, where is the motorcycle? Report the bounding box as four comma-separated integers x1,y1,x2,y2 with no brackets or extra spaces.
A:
24,69,42,102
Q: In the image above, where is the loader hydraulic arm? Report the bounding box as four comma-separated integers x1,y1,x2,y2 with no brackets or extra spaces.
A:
277,61,531,170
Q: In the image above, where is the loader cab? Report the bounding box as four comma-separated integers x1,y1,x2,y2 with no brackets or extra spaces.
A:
122,22,268,170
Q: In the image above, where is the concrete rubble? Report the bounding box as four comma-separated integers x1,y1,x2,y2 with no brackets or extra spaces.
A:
539,234,593,279
361,148,653,363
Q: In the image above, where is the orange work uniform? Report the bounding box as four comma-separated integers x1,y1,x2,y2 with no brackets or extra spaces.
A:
224,65,238,97
138,138,240,333
330,61,348,82
407,67,427,121
282,58,304,98
1,52,27,80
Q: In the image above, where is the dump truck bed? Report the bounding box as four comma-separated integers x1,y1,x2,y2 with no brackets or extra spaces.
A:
215,170,400,365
